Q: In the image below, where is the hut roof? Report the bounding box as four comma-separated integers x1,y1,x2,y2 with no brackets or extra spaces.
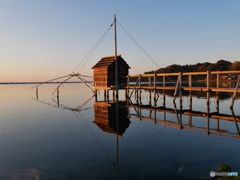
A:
92,55,130,69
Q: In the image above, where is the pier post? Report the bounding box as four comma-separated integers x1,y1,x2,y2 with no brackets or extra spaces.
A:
149,90,152,106
206,92,210,113
163,91,166,107
125,89,128,103
206,116,210,135
154,73,157,108
57,87,59,98
149,110,152,118
57,87,59,107
230,74,240,109
126,75,130,103
206,74,210,135
189,75,192,110
189,92,192,110
207,71,210,91
188,75,192,88
95,90,98,102
149,76,152,106
188,116,192,125
206,71,210,111
154,108,157,124
163,76,165,87
179,72,183,109
113,90,115,101
139,74,142,106
217,74,220,88
162,75,166,107
216,74,220,112
216,92,219,113
36,87,38,100
116,90,119,101
103,90,106,102
107,89,109,103
135,89,138,104
149,76,152,86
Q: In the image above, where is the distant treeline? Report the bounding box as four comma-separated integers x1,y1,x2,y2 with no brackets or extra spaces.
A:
144,60,240,74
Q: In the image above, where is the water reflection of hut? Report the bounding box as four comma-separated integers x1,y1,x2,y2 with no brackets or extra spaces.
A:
92,55,130,89
93,101,130,137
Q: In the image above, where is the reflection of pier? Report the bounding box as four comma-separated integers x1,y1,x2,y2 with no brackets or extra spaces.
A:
126,103,240,139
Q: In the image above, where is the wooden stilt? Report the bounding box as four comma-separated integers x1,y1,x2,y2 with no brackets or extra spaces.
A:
57,87,59,98
149,90,152,106
107,89,109,103
125,89,128,103
36,87,38,99
207,91,210,113
188,116,192,125
154,108,157,124
57,88,59,107
230,74,240,109
188,75,192,88
206,116,210,135
216,92,219,113
206,71,210,113
163,90,166,107
189,74,192,110
95,90,98,102
173,73,181,102
207,70,210,91
139,74,141,106
179,77,183,110
113,90,115,101
154,73,157,108
149,110,152,118
216,119,219,129
104,90,107,102
116,89,119,101
189,91,192,110
163,76,165,87
217,74,219,88
136,89,138,104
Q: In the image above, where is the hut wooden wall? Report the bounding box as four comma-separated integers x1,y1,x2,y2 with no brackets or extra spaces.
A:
93,67,108,87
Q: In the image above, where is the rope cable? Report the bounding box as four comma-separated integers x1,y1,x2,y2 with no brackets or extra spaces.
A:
117,20,176,86
73,22,114,73
77,26,111,73
75,112,116,167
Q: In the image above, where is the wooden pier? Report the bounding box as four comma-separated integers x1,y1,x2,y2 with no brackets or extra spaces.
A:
122,70,240,109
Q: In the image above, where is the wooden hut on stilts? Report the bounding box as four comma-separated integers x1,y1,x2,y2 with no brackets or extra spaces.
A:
92,55,130,102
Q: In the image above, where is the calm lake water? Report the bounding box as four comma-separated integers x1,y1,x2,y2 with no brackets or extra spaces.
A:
0,83,240,180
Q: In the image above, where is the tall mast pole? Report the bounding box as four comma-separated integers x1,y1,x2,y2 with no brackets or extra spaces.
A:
114,14,118,100
114,14,119,171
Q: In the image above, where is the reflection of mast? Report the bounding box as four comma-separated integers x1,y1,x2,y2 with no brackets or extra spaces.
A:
93,101,131,170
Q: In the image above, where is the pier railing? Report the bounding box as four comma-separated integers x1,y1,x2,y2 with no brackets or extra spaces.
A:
126,70,240,108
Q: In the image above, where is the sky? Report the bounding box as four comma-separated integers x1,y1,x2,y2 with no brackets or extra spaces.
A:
0,0,240,82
